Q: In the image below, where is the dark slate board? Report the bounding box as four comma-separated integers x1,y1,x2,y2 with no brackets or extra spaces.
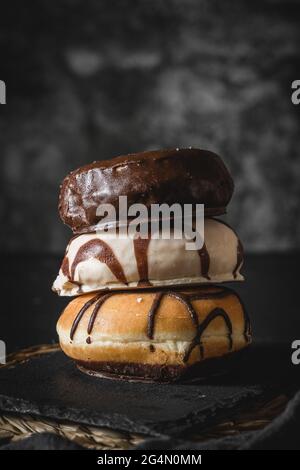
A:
0,345,295,437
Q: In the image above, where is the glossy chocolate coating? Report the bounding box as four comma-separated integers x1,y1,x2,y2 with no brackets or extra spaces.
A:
58,148,234,233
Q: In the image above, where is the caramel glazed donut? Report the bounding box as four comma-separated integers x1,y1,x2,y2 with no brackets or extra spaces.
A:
57,286,252,382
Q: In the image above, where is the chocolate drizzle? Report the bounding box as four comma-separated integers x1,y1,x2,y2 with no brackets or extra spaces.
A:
209,218,244,279
70,239,127,284
87,293,113,335
197,243,210,280
70,287,251,364
233,239,244,279
183,307,233,362
61,256,70,278
164,292,199,326
133,235,152,286
133,229,211,285
70,293,102,340
147,292,164,339
146,289,235,362
233,289,251,343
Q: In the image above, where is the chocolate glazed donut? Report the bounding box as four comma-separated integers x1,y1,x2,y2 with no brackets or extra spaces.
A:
58,148,234,233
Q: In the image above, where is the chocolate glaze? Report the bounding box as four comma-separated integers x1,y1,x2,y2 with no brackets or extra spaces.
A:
231,288,251,343
147,292,164,339
164,291,199,326
233,239,244,279
146,290,233,362
188,288,232,301
59,148,234,233
133,235,151,284
209,217,244,279
70,293,102,340
87,293,113,335
70,287,251,363
61,233,88,279
70,239,127,285
61,256,69,278
183,307,233,362
137,281,153,287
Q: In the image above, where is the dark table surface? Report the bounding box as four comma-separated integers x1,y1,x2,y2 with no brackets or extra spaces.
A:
1,252,299,354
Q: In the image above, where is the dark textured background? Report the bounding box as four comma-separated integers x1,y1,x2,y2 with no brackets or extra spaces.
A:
1,0,300,253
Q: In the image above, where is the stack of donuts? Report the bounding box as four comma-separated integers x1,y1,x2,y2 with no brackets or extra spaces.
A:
54,148,251,382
